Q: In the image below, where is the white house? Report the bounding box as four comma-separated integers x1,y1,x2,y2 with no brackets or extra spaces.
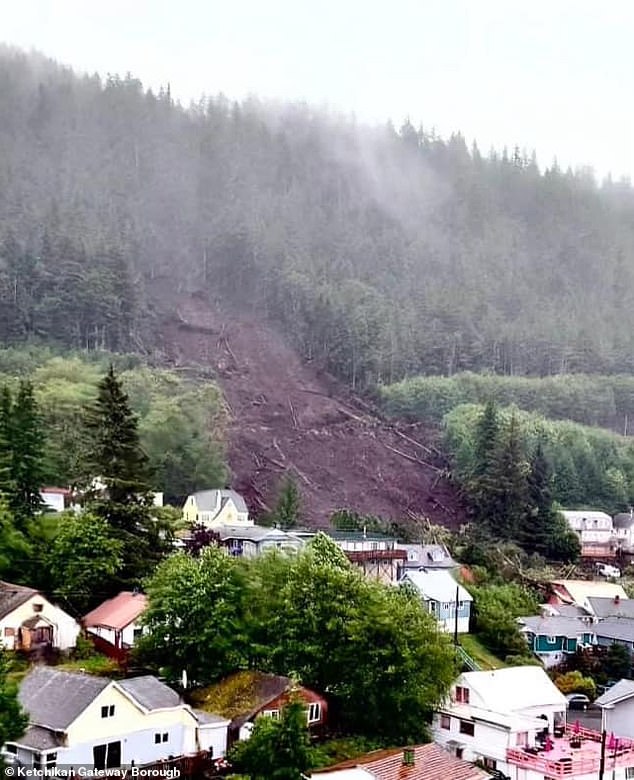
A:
595,679,634,739
39,487,71,513
182,489,251,528
400,569,473,633
83,592,148,652
560,510,616,556
614,512,634,553
0,581,79,652
4,668,230,770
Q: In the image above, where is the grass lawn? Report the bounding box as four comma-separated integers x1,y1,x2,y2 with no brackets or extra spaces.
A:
56,654,122,677
459,634,506,670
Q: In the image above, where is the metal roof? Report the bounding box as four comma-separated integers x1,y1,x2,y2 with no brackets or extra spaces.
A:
518,615,593,639
117,676,181,710
83,591,148,630
595,679,634,707
401,570,473,603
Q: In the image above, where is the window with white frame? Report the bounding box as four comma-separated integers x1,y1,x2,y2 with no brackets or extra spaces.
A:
440,714,451,730
547,636,557,643
101,705,115,718
307,703,321,723
455,686,470,704
262,709,280,719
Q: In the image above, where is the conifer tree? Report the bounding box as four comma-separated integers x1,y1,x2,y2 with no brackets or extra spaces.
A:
493,413,529,540
84,366,161,584
468,400,501,532
85,365,152,531
275,475,301,530
524,442,554,555
8,381,44,529
0,386,13,498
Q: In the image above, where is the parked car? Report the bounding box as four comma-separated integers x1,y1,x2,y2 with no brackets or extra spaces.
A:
566,693,591,710
595,563,621,578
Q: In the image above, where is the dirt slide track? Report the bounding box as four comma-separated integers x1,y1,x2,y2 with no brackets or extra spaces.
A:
159,294,465,529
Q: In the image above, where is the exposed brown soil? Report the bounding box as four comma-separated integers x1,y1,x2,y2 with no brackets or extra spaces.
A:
158,293,465,529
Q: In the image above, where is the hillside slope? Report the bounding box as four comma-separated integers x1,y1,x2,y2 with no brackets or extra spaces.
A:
159,294,463,528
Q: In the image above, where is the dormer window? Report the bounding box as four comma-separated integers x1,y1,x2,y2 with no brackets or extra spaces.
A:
455,686,470,704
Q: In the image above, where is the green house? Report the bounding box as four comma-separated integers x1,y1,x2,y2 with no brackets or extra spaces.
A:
518,615,596,669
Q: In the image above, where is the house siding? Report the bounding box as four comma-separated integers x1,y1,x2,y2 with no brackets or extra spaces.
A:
602,697,634,740
0,593,79,651
429,600,471,634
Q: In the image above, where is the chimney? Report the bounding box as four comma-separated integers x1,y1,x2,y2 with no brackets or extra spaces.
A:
402,748,415,766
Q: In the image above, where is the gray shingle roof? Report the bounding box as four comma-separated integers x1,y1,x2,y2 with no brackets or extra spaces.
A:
19,667,110,730
193,490,248,514
17,726,63,750
117,676,181,710
0,581,38,620
193,709,230,725
588,597,634,619
595,617,634,643
595,678,634,707
551,605,590,618
518,615,593,639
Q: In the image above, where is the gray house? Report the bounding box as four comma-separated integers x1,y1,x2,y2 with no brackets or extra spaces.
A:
595,679,634,739
587,596,634,620
217,525,304,557
395,543,457,578
400,569,473,633
595,617,634,657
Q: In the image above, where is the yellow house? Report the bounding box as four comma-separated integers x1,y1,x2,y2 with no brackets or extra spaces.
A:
6,668,229,770
0,581,79,651
182,489,251,528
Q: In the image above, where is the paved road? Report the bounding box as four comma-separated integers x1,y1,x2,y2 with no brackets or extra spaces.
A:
568,704,602,731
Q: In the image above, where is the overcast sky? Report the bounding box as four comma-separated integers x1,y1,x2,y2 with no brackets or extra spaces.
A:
3,0,633,179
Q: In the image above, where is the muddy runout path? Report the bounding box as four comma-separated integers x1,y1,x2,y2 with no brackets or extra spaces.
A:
158,292,465,530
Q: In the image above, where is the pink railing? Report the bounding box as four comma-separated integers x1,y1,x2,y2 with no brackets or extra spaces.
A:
506,726,634,778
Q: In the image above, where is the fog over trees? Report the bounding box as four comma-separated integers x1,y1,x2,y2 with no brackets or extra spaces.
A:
2,47,634,385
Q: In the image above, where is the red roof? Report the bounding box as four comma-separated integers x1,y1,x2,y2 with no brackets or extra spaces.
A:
312,744,488,780
41,487,72,495
83,591,148,630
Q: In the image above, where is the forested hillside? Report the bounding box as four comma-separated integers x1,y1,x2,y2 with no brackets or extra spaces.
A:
3,47,634,385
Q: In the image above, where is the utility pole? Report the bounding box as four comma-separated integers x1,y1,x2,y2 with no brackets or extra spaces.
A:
599,729,607,780
454,584,459,646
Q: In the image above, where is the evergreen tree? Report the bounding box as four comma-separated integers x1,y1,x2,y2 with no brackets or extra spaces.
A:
8,381,44,529
274,476,301,530
468,400,501,531
84,365,152,530
84,365,161,584
523,442,555,555
0,386,13,498
492,413,530,540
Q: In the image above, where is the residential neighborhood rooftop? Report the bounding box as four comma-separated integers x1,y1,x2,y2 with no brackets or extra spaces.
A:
311,743,489,779
595,678,634,707
459,666,567,712
401,569,473,603
518,615,592,639
593,616,634,643
19,667,111,730
83,590,148,630
0,580,38,620
587,596,634,619
191,489,248,513
190,670,294,726
117,675,181,710
550,579,628,605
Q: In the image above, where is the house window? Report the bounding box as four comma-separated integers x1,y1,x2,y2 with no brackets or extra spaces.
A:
482,757,496,771
162,733,168,743
45,753,57,769
458,601,465,609
101,705,115,718
547,636,557,644
307,703,321,723
516,731,528,747
4,627,14,637
625,768,634,779
262,709,280,719
455,686,470,704
429,601,437,613
5,745,17,754
459,720,475,736
133,628,143,640
440,714,451,730
455,748,464,759
154,734,161,744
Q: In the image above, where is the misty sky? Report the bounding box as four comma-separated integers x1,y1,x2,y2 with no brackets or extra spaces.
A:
3,0,633,180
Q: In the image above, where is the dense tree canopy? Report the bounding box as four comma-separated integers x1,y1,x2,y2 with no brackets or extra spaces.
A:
138,536,456,742
3,49,634,385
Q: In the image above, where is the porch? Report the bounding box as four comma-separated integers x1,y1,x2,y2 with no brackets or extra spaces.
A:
507,724,634,778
